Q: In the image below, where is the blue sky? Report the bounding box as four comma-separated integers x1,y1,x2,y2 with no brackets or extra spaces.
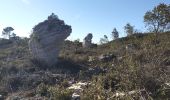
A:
0,0,169,43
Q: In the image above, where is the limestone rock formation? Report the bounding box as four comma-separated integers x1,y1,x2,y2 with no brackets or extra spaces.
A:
82,33,93,48
29,13,72,65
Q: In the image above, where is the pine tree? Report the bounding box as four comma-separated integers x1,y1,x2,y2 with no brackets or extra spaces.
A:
112,28,119,40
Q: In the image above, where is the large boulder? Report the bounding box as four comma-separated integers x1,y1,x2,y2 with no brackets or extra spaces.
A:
29,13,72,65
82,33,93,48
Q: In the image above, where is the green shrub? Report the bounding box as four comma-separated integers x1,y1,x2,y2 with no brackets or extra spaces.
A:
48,86,73,100
36,83,49,96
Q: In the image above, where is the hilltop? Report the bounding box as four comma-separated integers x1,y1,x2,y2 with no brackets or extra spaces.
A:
0,32,169,99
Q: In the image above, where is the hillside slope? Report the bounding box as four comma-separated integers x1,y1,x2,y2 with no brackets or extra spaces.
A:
60,32,170,99
0,32,169,99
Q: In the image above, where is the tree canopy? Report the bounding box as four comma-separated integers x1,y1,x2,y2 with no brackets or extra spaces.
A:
100,35,109,44
124,23,134,36
112,28,119,40
144,3,170,33
2,27,14,39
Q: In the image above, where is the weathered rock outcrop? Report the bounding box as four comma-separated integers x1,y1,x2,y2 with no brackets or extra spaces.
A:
82,33,93,48
29,13,72,65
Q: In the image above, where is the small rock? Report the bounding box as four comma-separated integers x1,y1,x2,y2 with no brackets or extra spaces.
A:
0,94,3,99
165,83,170,86
72,93,80,100
98,53,116,61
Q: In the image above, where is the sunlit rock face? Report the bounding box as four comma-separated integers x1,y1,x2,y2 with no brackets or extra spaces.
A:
29,13,72,65
82,33,93,48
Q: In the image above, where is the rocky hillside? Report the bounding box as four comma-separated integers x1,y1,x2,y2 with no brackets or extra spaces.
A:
0,32,170,100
